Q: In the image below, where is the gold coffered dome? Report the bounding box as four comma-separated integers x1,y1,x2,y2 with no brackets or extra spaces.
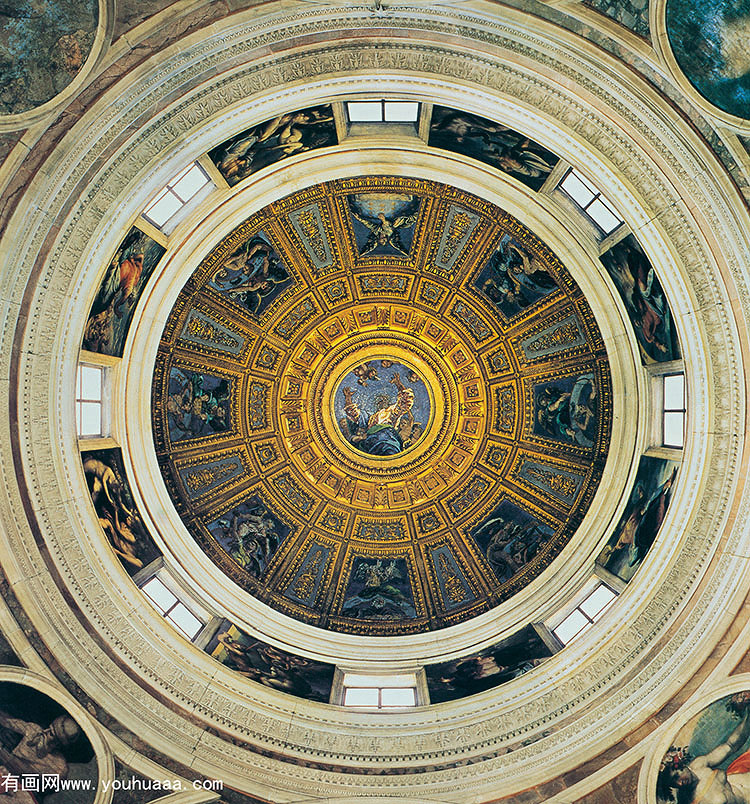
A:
152,176,612,634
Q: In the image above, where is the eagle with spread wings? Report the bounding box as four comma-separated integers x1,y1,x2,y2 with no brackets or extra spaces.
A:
348,197,421,256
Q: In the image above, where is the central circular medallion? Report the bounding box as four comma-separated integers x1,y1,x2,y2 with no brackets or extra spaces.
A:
332,355,432,459
151,176,613,635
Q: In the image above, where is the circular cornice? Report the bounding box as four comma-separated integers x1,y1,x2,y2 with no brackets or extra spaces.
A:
0,4,747,801
148,175,614,636
124,149,635,663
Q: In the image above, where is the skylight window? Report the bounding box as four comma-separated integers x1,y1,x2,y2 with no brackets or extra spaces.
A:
142,162,210,229
140,575,204,641
346,100,420,123
552,583,616,646
662,372,686,448
341,673,418,708
559,168,623,235
75,363,104,438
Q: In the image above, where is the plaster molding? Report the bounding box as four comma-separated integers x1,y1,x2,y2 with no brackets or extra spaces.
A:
0,4,747,800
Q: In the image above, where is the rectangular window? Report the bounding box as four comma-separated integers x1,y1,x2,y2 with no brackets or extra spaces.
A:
552,583,616,646
662,372,686,448
558,168,623,235
347,101,384,122
75,364,103,438
142,162,210,229
341,672,418,709
140,575,204,641
383,101,419,122
346,100,420,124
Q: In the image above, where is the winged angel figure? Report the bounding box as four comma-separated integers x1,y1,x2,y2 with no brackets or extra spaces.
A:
348,197,420,256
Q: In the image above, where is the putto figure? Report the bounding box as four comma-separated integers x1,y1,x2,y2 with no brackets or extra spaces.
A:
210,234,290,315
341,373,418,456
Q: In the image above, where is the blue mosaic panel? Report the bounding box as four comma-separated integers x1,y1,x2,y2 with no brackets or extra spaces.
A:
347,193,422,257
469,500,555,584
208,231,293,317
207,496,292,580
167,368,232,442
289,203,334,270
473,235,558,320
532,373,598,448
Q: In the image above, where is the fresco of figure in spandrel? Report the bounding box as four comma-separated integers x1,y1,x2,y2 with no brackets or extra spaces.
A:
0,682,97,803
334,359,431,457
206,621,335,702
429,105,559,191
208,231,292,316
208,105,337,186
425,624,552,703
597,456,678,583
600,234,680,364
82,227,165,357
657,692,750,804
82,448,161,576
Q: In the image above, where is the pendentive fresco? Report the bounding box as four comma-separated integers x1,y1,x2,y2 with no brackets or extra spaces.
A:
0,0,97,115
666,0,750,118
0,682,97,803
657,693,750,804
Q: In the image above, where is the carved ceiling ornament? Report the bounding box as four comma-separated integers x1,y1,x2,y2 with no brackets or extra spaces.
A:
0,4,745,802
151,177,612,635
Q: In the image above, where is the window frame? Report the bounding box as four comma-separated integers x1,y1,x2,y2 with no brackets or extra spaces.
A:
645,361,687,455
141,161,212,231
546,579,618,648
661,371,687,449
333,668,427,709
557,167,624,236
135,563,212,644
342,685,417,709
75,362,106,439
345,99,421,124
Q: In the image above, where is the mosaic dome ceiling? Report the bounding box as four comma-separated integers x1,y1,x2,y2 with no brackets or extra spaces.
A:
152,176,612,635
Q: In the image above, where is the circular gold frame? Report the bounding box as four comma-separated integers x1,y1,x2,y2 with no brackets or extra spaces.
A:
325,347,438,462
301,328,465,489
